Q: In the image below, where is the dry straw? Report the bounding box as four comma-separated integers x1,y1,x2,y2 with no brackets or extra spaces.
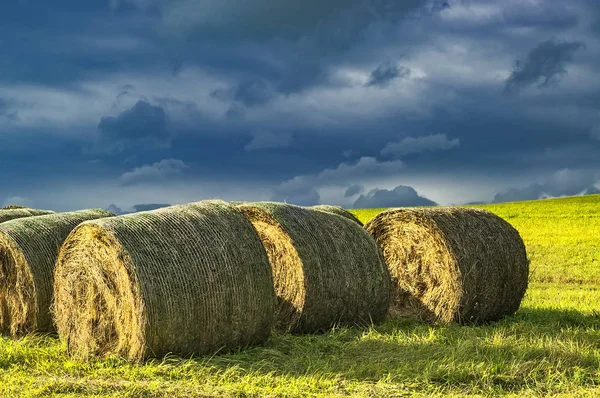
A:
237,202,389,333
0,209,114,336
309,205,363,226
53,200,275,361
0,208,55,223
364,207,529,324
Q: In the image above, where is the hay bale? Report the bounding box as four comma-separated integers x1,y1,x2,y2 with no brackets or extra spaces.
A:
0,209,114,336
310,205,363,226
0,208,55,223
237,202,389,333
53,200,275,361
364,207,529,324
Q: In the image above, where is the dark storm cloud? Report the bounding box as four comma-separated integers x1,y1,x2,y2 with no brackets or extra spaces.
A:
353,185,437,208
365,62,410,88
344,185,364,197
140,0,426,41
3,0,600,210
501,2,579,30
504,39,586,94
245,130,293,151
211,78,275,107
493,169,599,203
97,100,171,153
381,134,459,159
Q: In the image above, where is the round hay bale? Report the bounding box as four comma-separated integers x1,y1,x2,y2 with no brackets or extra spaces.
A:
0,209,114,336
309,205,363,226
364,207,529,324
0,208,55,223
53,200,275,361
237,202,389,333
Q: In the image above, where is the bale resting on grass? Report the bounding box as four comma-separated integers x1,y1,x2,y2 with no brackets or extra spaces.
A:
0,209,114,336
53,200,275,361
364,207,529,324
237,202,389,333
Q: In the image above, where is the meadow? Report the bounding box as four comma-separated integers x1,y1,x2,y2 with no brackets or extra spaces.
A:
1,195,599,397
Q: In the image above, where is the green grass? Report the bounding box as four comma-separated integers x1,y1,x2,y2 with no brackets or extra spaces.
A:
1,195,600,397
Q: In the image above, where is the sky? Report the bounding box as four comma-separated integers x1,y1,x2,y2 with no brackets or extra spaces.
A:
1,0,599,212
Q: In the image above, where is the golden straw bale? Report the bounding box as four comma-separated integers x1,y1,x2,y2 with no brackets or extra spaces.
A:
0,209,114,336
237,202,389,333
53,200,275,361
364,207,529,324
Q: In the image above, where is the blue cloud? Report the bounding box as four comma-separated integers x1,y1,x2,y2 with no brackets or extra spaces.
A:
493,169,599,203
344,185,364,197
354,185,437,208
1,0,600,209
504,39,586,94
119,158,188,185
97,100,171,153
365,62,410,88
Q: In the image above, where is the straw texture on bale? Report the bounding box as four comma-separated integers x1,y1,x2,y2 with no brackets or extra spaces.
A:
309,205,363,226
0,208,55,224
364,207,529,324
237,202,389,333
53,200,275,361
0,209,113,336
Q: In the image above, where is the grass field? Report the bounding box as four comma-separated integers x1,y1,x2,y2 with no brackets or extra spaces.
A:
1,195,599,397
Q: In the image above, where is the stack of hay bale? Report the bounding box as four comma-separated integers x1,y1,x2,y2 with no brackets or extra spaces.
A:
0,198,529,362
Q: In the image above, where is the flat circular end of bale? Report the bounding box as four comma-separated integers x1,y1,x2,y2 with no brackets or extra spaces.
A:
54,223,145,360
237,205,305,330
0,233,35,335
55,201,275,361
238,202,389,333
365,207,529,324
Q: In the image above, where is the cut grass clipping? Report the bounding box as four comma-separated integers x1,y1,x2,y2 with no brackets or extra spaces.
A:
237,202,389,333
0,208,55,223
53,200,275,361
309,205,363,226
0,209,114,336
364,207,529,324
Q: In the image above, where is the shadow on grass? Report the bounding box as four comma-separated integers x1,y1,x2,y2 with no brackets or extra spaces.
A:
1,308,599,395
194,307,600,392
